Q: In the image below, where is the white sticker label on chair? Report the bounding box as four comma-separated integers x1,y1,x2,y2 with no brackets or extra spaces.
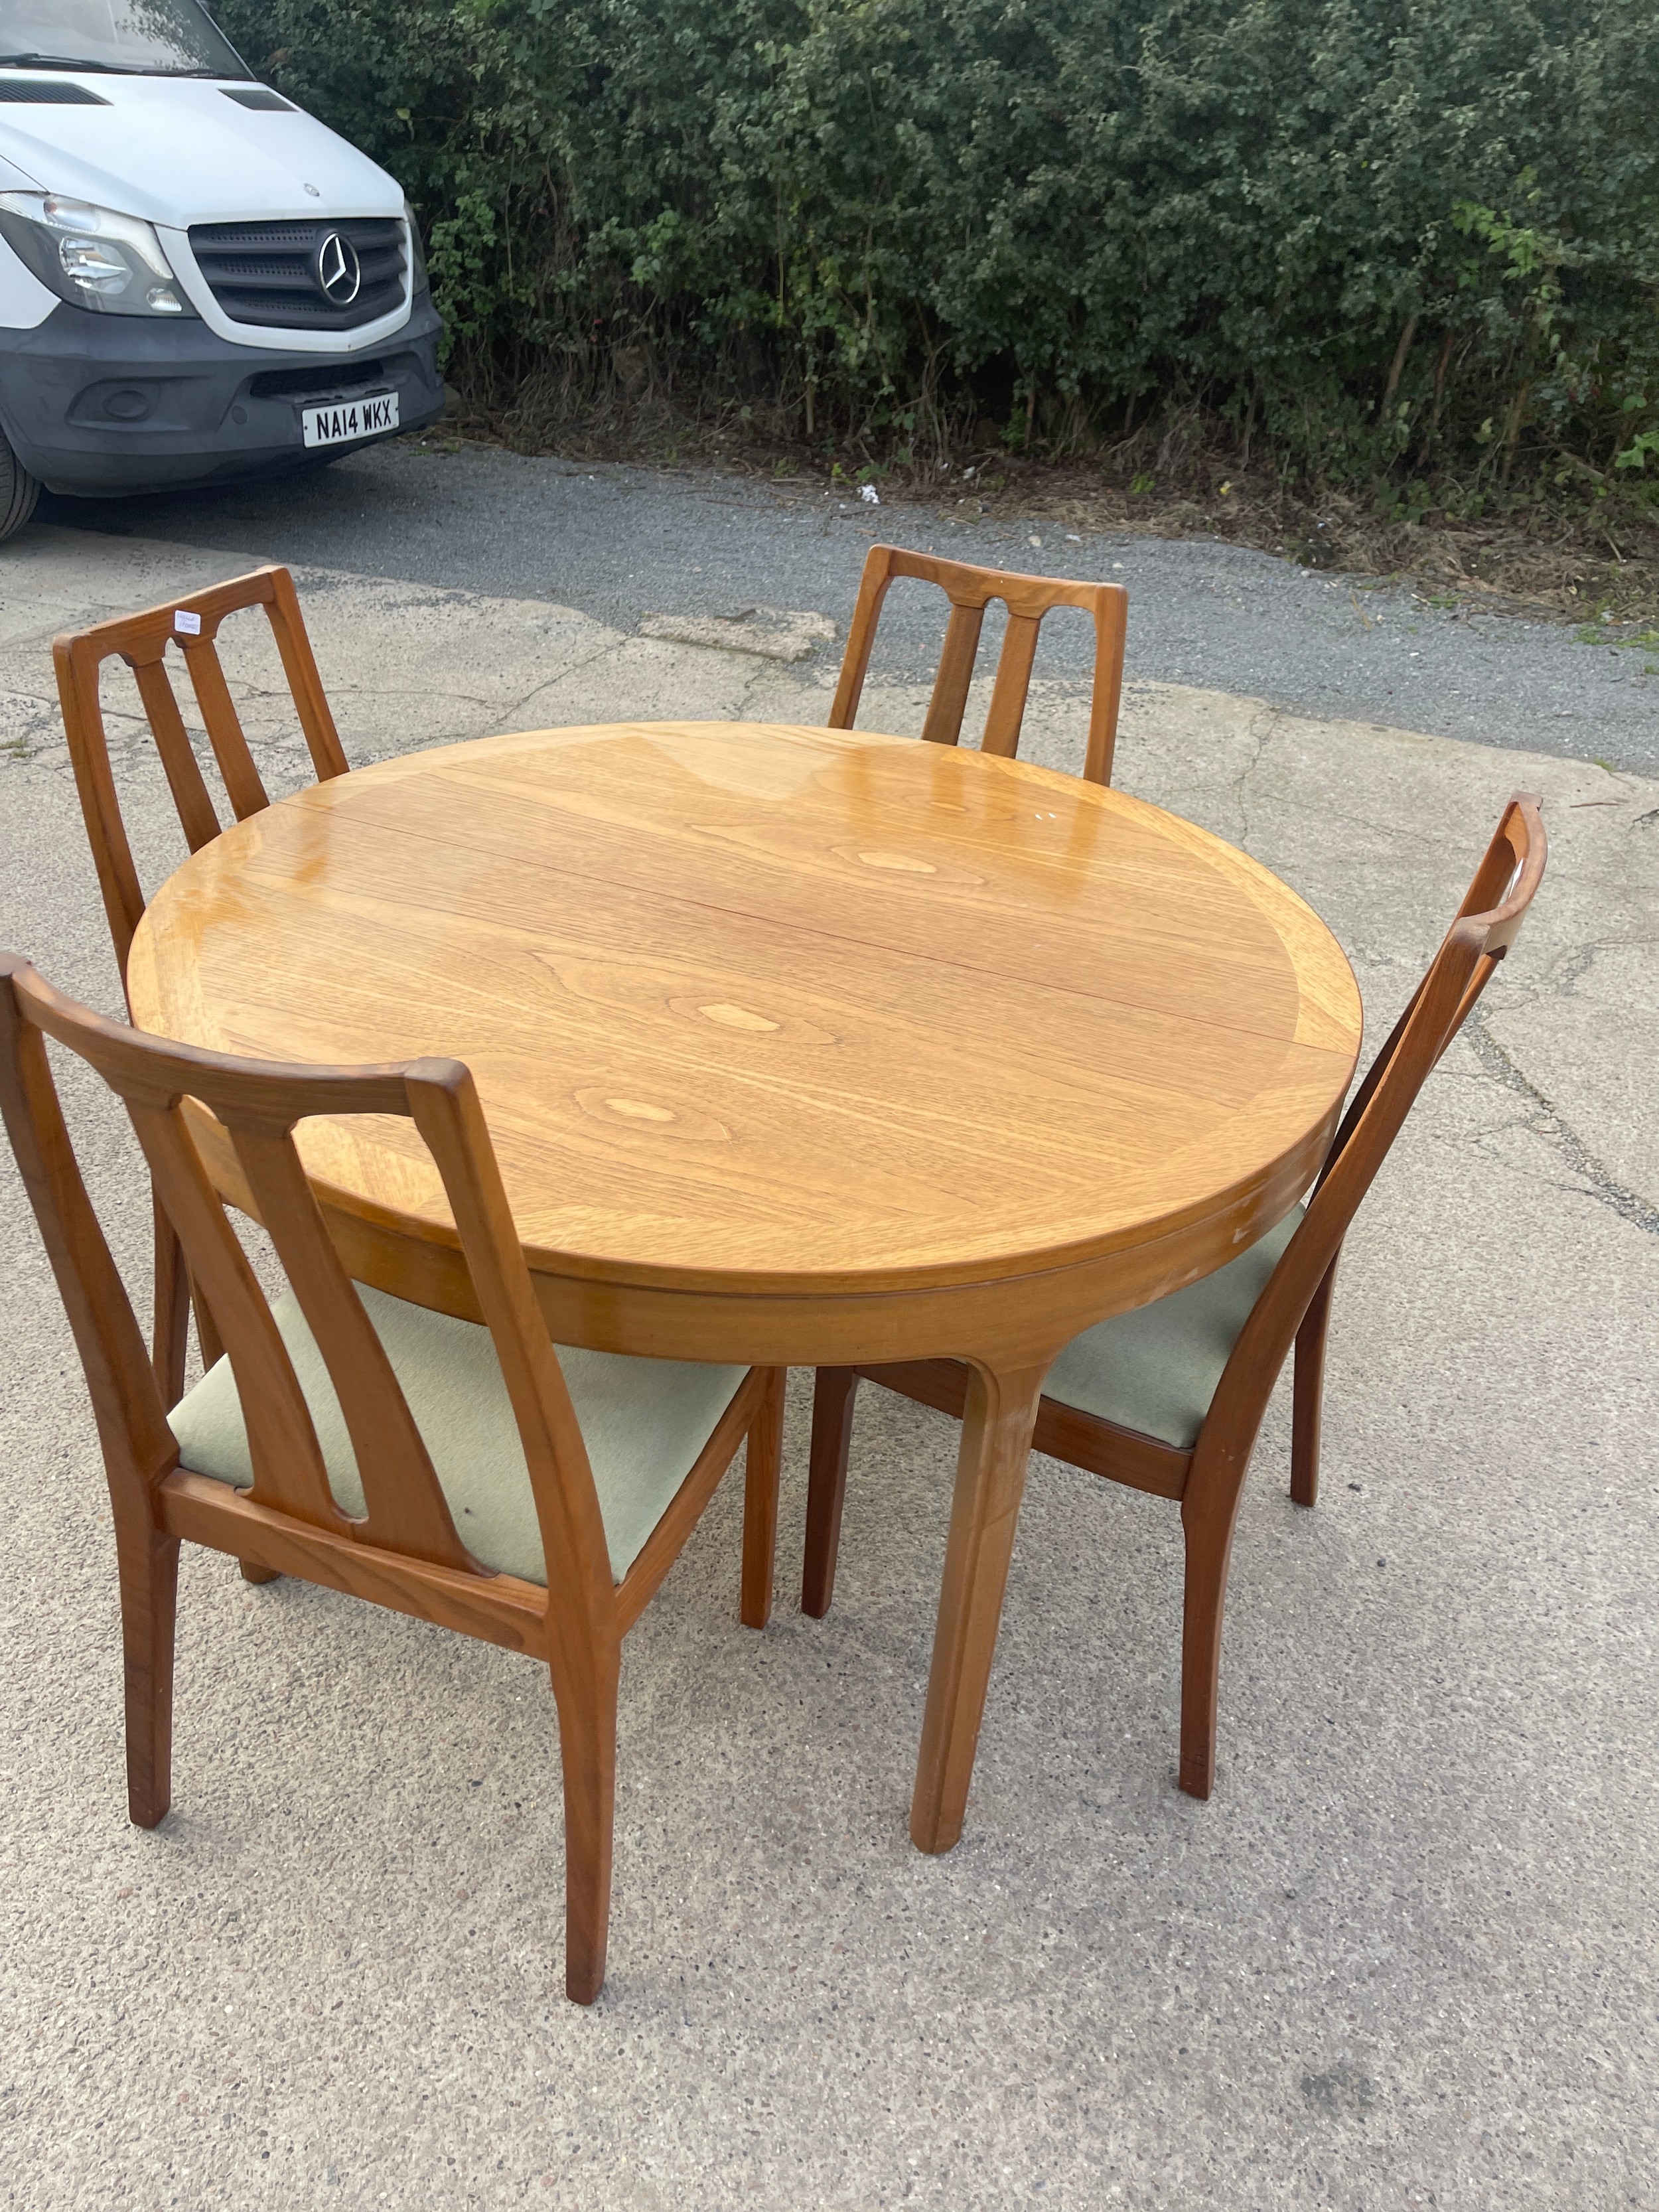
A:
173,611,202,635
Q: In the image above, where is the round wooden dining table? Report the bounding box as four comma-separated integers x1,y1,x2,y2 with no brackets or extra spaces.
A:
126,719,1362,1853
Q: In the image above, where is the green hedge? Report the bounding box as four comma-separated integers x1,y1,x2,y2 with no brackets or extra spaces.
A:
216,0,1659,490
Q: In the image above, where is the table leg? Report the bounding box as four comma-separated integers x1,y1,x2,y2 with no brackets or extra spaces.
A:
910,1357,1050,1854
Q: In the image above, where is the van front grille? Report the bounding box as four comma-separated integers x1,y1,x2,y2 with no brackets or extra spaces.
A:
187,216,405,331
246,358,389,401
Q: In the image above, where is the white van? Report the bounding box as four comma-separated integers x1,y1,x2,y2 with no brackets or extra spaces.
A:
0,0,443,540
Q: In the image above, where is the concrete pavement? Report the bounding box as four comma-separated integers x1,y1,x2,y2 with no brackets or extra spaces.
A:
0,500,1654,2211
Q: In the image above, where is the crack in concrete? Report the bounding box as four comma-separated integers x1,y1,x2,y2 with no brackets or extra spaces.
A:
1230,706,1276,844
1482,936,1659,1021
1540,936,1659,1001
1463,1009,1659,1236
493,636,634,725
737,655,788,715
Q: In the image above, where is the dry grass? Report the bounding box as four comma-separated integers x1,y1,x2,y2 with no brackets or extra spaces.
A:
969,464,1659,623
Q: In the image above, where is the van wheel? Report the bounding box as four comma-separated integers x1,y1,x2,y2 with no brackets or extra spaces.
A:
0,427,40,542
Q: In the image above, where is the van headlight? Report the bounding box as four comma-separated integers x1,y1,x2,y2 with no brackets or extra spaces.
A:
0,194,196,317
403,200,428,293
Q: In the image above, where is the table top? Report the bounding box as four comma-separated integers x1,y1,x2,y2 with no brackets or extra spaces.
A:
127,721,1361,1305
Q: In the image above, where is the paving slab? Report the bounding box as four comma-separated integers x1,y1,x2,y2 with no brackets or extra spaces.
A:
0,522,1653,2212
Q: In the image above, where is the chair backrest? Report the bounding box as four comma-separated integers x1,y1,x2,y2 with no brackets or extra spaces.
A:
53,565,348,983
828,544,1129,784
0,956,614,1613
1199,794,1548,1471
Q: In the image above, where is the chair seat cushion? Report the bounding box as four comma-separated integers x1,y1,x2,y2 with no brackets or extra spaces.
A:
168,1283,748,1585
1041,1205,1305,1449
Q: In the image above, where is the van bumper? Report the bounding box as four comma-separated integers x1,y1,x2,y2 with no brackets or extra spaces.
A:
0,293,444,496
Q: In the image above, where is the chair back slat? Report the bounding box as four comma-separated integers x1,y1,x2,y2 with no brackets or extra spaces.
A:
224,1119,473,1568
129,655,224,853
1198,795,1547,1470
0,959,618,1613
829,544,1129,784
178,635,271,824
123,1093,347,1532
920,603,987,747
407,1070,620,1647
980,612,1043,758
53,565,348,984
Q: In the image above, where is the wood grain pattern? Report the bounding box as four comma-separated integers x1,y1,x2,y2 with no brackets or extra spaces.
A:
801,796,1548,1808
127,722,1360,1304
121,717,1364,1856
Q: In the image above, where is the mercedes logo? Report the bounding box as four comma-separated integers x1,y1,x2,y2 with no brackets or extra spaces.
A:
315,232,362,306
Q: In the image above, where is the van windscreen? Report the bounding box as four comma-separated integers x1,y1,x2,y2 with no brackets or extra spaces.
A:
0,0,252,78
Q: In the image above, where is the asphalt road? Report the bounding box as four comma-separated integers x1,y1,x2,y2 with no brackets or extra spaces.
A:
37,436,1659,773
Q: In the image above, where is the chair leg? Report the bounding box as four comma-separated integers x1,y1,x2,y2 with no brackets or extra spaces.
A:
1177,1508,1236,1802
740,1367,785,1630
1291,1261,1338,1509
115,1519,180,1829
551,1657,619,2006
802,1368,860,1619
151,1196,190,1413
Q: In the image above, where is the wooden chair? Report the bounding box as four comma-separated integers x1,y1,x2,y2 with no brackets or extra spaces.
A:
0,956,785,2004
829,544,1129,784
53,565,346,1410
802,796,1547,1803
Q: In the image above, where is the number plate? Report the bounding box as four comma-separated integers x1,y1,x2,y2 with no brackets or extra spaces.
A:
301,392,400,449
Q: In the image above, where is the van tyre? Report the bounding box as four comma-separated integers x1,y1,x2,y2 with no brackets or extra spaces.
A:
0,427,40,544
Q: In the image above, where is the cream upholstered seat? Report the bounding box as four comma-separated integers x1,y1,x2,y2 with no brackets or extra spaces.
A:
1041,1207,1304,1449
169,1282,748,1585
